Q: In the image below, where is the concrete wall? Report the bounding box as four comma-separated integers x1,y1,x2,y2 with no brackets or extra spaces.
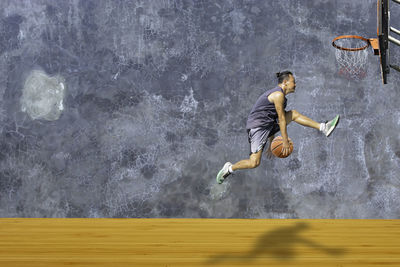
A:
0,0,399,218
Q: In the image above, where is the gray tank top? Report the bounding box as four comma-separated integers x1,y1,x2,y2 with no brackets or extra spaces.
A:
246,86,287,130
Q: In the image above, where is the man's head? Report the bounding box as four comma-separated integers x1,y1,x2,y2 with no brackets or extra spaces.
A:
276,71,296,94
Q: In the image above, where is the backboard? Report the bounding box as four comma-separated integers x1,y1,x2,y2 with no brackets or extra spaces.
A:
377,0,389,84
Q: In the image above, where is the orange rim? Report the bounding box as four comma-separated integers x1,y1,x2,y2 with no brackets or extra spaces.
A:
332,35,370,51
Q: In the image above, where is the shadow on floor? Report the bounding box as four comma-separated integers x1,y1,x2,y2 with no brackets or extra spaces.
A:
203,221,348,265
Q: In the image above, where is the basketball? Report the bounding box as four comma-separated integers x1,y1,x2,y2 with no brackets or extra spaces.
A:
270,136,294,158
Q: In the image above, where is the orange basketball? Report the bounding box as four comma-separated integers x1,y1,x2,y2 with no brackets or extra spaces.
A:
270,136,294,158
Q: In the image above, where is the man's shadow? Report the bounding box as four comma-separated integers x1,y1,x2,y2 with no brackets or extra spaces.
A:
204,222,347,264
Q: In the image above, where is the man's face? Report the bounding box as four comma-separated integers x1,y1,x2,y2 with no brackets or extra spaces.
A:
285,75,296,93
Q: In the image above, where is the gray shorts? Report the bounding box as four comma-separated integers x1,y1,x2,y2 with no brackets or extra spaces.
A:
247,124,280,155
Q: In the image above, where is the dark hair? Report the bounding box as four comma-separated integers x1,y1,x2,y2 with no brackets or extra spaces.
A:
276,71,293,84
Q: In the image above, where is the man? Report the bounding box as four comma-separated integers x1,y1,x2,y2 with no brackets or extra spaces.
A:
216,71,340,184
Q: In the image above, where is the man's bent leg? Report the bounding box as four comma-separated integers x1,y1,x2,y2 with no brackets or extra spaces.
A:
231,149,263,171
286,110,320,130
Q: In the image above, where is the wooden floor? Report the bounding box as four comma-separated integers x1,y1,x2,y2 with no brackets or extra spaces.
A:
0,219,399,266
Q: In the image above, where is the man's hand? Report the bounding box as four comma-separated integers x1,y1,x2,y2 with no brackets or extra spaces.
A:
282,139,291,157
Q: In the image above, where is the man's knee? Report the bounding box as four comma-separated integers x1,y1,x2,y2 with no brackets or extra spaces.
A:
291,109,299,119
252,160,260,168
287,109,299,123
250,153,261,168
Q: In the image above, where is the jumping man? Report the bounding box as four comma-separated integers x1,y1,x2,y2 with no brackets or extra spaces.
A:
216,71,340,184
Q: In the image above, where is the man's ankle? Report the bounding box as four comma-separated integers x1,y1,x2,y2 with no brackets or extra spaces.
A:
228,165,234,173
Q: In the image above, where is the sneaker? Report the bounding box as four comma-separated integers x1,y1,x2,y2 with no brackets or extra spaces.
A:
216,162,232,184
323,115,340,137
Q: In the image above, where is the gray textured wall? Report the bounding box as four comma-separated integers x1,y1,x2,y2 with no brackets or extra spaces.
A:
0,0,399,218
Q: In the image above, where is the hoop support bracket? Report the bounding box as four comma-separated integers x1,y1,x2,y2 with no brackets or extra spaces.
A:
389,35,400,46
390,64,400,72
391,26,400,35
369,38,380,55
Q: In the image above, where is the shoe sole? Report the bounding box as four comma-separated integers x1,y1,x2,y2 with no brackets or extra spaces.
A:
326,115,340,137
216,169,224,184
216,163,231,184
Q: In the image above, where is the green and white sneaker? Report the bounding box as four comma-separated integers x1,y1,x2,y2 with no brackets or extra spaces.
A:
216,162,232,184
322,115,340,137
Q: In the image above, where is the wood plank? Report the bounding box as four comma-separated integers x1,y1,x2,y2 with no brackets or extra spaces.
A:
0,219,399,266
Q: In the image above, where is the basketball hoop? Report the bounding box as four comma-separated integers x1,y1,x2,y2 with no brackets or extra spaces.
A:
332,35,370,80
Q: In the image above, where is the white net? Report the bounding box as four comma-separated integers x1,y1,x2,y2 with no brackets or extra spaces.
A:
334,37,369,80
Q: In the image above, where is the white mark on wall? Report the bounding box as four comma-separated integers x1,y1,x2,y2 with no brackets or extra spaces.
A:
179,88,198,115
20,70,66,121
180,73,188,82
